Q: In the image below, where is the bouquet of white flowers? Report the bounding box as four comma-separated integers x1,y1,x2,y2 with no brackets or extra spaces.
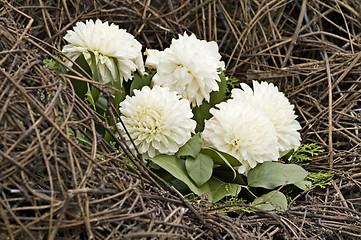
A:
46,19,322,210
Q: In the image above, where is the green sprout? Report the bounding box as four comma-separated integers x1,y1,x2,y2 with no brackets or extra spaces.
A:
225,76,240,96
289,143,325,166
43,58,63,73
306,172,334,189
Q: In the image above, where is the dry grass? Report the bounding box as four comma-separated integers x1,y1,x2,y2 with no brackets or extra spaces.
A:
1,0,361,239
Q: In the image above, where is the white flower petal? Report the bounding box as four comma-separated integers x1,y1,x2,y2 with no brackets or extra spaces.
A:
62,19,145,85
118,85,196,158
202,98,280,175
232,81,301,154
144,49,161,69
147,32,225,107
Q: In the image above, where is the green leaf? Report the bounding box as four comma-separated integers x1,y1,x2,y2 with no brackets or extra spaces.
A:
95,96,108,113
67,127,75,136
88,51,100,83
151,155,240,202
70,54,91,99
199,177,240,202
201,147,241,167
74,53,92,76
192,71,228,132
111,56,121,86
225,76,240,96
91,85,100,103
252,191,287,211
75,130,92,146
85,83,96,110
43,59,63,73
209,71,227,106
85,84,100,110
169,179,191,195
192,102,212,132
104,130,114,143
84,51,101,108
247,162,308,189
212,166,246,185
110,81,126,113
280,149,294,161
294,180,312,190
185,153,213,187
176,133,202,158
151,155,202,196
200,147,241,181
130,71,155,96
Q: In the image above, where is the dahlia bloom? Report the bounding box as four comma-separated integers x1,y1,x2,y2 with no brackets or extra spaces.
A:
62,19,145,85
146,33,225,107
144,49,160,69
232,81,301,155
202,98,280,174
117,85,196,158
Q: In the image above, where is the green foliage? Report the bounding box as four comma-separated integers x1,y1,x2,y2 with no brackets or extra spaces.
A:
212,196,254,214
176,134,212,187
88,51,100,83
247,162,308,189
252,190,288,211
200,147,240,182
209,71,228,106
75,54,92,74
75,130,92,146
192,101,213,132
306,172,334,189
151,141,311,208
212,166,246,186
184,192,198,203
85,83,97,110
200,147,241,167
84,51,101,109
36,89,46,103
110,80,126,114
43,59,63,73
293,180,312,190
150,132,313,206
176,133,202,158
67,128,92,146
185,153,213,187
150,154,201,194
225,76,240,96
130,71,155,96
202,178,241,203
150,154,240,202
289,143,325,166
68,54,92,99
192,71,228,132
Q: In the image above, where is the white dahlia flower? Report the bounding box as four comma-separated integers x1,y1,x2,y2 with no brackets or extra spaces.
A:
232,81,301,155
62,19,145,85
146,32,225,107
117,85,196,158
144,49,160,69
202,99,280,174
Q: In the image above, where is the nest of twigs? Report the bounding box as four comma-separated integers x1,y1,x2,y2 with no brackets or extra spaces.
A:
1,0,361,239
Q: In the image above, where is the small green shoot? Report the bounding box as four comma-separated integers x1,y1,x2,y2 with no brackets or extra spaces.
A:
306,172,334,189
289,143,325,166
43,59,63,72
211,196,253,214
225,76,240,96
